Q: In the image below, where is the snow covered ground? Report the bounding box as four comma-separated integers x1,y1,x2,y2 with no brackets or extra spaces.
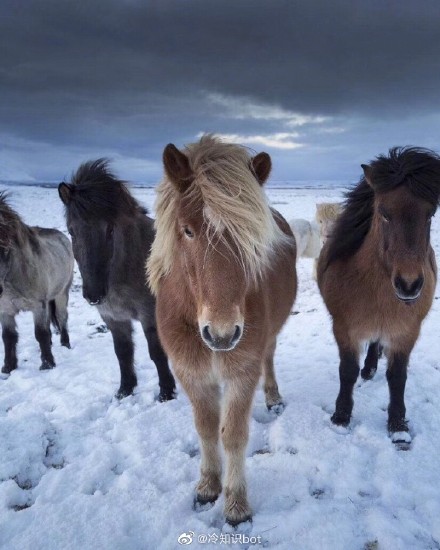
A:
0,184,440,550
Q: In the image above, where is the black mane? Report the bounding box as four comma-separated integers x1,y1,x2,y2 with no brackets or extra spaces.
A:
65,159,145,221
325,147,440,268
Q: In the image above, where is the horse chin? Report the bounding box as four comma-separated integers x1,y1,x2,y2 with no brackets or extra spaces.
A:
201,338,240,353
395,292,421,305
205,343,238,352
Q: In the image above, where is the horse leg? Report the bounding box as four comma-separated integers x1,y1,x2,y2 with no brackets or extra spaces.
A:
222,373,259,526
103,317,137,399
34,304,55,370
1,314,18,374
331,329,360,426
183,379,222,506
54,290,70,348
361,341,380,380
141,323,176,401
386,352,410,439
263,339,283,411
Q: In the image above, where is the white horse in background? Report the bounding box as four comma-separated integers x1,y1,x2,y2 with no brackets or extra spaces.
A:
289,218,320,258
315,202,343,246
289,202,343,278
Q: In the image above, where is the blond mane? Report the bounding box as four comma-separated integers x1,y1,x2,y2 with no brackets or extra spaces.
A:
148,135,290,294
315,202,343,223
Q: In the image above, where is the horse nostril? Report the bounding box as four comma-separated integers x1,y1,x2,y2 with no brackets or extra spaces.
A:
409,276,424,296
232,325,242,344
0,285,3,296
202,325,213,343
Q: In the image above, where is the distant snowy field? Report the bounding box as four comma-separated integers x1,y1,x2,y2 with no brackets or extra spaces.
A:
1,185,440,550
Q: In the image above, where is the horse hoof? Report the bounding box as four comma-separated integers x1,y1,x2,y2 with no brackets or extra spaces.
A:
331,411,350,427
115,387,135,399
361,367,376,380
267,401,285,415
391,431,412,450
193,493,218,511
61,341,71,349
40,361,55,371
158,388,177,402
1,365,15,374
225,514,252,528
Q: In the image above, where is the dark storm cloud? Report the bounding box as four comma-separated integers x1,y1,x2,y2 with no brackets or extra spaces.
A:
1,0,440,182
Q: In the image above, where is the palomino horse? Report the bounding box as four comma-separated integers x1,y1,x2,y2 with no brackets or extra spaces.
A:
58,160,176,400
0,193,73,373
318,147,440,447
148,136,297,525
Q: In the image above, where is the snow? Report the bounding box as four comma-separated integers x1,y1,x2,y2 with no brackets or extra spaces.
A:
1,185,440,550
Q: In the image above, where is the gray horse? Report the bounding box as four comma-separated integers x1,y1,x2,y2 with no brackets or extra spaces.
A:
58,159,176,400
0,192,73,373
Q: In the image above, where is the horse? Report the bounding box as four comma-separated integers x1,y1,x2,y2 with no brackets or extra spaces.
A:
288,218,320,258
318,147,440,447
289,203,342,280
58,160,176,401
147,135,297,525
315,202,343,246
0,192,73,373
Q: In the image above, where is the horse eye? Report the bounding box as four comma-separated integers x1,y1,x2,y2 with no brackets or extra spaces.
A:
381,213,390,223
68,227,74,237
183,226,194,238
107,225,114,238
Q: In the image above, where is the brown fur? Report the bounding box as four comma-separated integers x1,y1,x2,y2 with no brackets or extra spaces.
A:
148,136,297,524
318,147,440,444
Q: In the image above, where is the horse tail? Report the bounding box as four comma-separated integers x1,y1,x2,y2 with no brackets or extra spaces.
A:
49,300,61,332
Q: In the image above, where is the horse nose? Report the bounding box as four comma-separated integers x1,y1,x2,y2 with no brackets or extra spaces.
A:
201,324,243,351
83,289,104,306
394,275,424,301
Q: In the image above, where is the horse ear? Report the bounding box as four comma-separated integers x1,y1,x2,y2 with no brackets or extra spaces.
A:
163,144,193,193
251,152,272,185
361,164,374,187
58,183,74,204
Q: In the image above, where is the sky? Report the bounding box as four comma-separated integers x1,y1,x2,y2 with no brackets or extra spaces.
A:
1,0,440,185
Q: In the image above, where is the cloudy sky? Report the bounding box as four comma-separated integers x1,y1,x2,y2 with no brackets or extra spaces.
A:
1,0,440,184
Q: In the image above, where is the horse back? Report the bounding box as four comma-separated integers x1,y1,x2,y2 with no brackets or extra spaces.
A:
30,226,74,279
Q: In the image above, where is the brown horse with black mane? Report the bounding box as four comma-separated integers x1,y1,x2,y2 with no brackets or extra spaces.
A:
148,135,297,525
318,147,440,448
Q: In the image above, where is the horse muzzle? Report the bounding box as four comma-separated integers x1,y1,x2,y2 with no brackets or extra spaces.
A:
200,323,243,352
393,275,424,304
83,290,106,306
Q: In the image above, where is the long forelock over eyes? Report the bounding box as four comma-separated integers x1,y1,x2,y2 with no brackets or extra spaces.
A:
323,146,440,270
147,135,291,295
67,159,143,222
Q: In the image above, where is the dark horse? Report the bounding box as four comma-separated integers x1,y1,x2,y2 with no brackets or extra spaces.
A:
58,160,176,400
318,147,440,447
0,193,73,373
